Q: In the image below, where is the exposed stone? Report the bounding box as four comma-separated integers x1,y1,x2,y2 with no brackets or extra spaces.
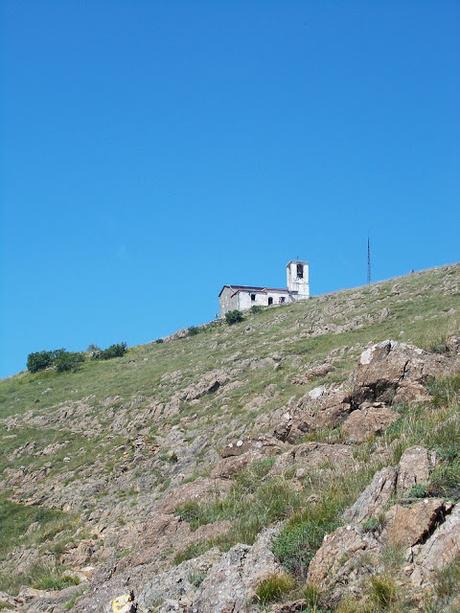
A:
191,526,282,612
341,404,399,443
343,467,397,524
307,525,380,603
353,340,449,405
396,446,437,496
158,478,231,514
270,442,356,478
410,505,460,587
385,499,450,548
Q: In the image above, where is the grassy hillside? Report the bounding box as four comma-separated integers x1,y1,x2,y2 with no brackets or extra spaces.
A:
0,263,458,610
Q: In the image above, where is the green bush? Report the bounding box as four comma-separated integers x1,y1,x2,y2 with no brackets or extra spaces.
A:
92,342,128,360
188,326,200,336
55,352,84,373
254,573,295,604
225,310,244,325
26,349,65,373
250,305,263,314
369,575,397,608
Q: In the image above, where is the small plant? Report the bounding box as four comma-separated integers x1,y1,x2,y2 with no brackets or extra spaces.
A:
254,573,295,604
369,575,397,608
250,305,263,314
55,352,85,373
188,570,207,587
188,326,200,336
407,483,428,498
173,541,211,565
155,338,164,343
303,583,321,608
362,515,383,533
92,342,128,360
225,310,244,325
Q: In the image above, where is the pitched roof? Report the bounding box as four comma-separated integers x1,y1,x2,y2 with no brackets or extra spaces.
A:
218,284,291,298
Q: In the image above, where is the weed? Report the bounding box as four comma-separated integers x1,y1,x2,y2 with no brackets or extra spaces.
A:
254,573,295,604
407,483,428,498
369,574,398,608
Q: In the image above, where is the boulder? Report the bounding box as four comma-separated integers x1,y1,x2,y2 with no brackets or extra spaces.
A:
158,478,231,514
341,404,399,443
353,340,449,405
270,442,356,478
307,525,380,604
410,505,460,587
191,526,282,613
343,467,397,524
385,499,450,548
396,446,437,496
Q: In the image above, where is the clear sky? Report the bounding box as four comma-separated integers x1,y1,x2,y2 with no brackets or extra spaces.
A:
1,1,459,378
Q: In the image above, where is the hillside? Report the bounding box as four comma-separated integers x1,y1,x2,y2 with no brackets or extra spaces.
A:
0,264,459,612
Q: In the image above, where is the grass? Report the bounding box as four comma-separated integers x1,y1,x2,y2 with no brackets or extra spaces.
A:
272,465,379,577
254,572,295,604
369,575,398,609
0,264,458,603
176,459,301,548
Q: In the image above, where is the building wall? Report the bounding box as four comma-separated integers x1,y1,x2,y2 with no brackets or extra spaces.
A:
286,261,310,298
219,287,240,316
220,288,293,316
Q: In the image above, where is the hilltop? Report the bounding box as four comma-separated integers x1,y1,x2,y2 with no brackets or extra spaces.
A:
0,264,459,612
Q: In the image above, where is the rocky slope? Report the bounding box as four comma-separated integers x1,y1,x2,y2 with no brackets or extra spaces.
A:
0,264,459,612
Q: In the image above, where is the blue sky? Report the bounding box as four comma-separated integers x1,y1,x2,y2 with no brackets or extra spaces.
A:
1,1,459,377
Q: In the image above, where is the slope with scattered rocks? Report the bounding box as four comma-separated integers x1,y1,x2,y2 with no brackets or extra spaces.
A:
0,264,459,612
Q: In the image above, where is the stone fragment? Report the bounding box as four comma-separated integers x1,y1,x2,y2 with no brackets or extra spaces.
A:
396,446,437,496
385,499,449,548
343,467,397,524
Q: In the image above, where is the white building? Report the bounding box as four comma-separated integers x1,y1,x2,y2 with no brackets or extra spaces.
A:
219,260,310,317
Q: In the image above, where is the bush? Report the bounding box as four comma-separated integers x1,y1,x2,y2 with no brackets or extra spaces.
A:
155,338,164,344
225,310,244,325
250,305,263,314
55,352,84,373
27,351,54,373
92,342,128,360
188,326,200,336
254,573,295,604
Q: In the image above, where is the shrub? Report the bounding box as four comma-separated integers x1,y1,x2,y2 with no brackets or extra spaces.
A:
155,338,164,344
188,326,200,336
26,349,65,373
92,342,128,360
250,305,263,314
225,310,244,325
254,573,295,604
55,352,85,373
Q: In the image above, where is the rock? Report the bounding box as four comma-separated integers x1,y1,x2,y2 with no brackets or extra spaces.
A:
396,446,437,496
111,592,136,613
181,370,230,401
385,499,450,548
343,467,397,524
353,340,449,405
307,525,380,604
191,526,282,612
410,505,460,587
270,442,356,478
158,478,231,514
341,404,399,443
136,549,221,611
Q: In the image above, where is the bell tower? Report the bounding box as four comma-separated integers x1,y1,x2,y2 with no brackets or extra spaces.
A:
286,260,309,298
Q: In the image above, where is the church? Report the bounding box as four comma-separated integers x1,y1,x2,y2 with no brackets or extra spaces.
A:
219,260,310,317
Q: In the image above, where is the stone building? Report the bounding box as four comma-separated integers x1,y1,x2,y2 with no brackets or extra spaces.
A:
219,260,310,317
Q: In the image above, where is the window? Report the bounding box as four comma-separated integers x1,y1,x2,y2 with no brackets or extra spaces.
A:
251,293,256,302
280,296,286,304
268,297,273,306
296,264,304,279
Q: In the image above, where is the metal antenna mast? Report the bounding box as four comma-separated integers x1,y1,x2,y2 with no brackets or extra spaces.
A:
367,236,371,285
